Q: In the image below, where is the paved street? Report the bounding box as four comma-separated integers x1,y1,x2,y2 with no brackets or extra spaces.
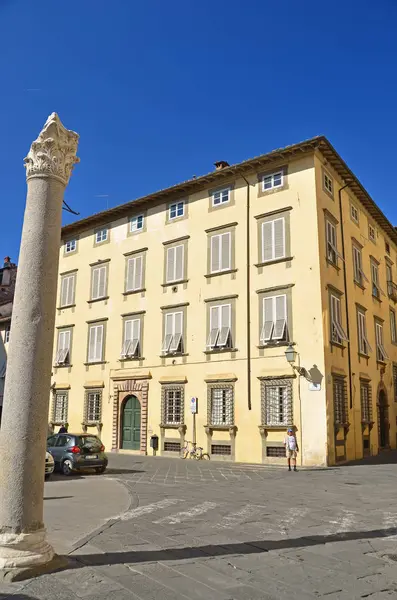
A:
2,453,397,599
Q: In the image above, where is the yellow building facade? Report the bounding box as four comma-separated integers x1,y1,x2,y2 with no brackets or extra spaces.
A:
49,137,397,466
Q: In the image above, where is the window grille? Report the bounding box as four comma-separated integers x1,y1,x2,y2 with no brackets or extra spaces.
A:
161,386,184,425
164,441,181,452
360,381,372,423
261,378,293,426
266,446,285,458
85,390,102,423
211,444,231,455
53,391,68,423
208,385,234,426
333,376,348,426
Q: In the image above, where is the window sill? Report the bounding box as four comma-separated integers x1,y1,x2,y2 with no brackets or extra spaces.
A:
358,352,370,359
123,289,146,296
205,269,238,279
257,341,290,349
119,356,144,362
160,423,184,429
204,347,238,355
372,294,382,303
255,256,293,268
87,296,109,304
53,364,72,369
84,361,107,366
57,304,76,310
353,280,365,290
160,353,189,358
205,424,235,431
259,424,292,431
376,359,388,366
331,341,346,350
161,280,189,287
326,258,340,271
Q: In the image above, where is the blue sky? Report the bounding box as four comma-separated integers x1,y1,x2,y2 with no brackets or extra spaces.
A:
1,0,396,262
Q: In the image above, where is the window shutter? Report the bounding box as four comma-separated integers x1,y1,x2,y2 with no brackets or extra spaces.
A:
134,255,143,289
67,275,75,305
262,222,274,262
124,320,133,342
88,326,96,361
210,306,220,331
263,297,274,340
221,304,231,328
274,295,287,338
92,268,99,299
98,267,106,298
211,235,220,272
95,325,103,361
126,259,134,291
174,312,183,335
63,330,71,350
175,245,184,281
166,247,175,282
61,277,68,306
221,233,231,270
274,218,285,259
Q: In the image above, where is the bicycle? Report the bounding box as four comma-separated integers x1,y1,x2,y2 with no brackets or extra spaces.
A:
180,440,210,460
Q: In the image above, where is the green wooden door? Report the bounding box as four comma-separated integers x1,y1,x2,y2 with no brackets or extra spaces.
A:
122,396,141,450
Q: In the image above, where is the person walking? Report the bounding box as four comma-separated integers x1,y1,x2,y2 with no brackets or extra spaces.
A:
284,427,298,472
58,423,68,434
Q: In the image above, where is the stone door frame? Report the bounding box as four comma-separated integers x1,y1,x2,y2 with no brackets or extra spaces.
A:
111,378,149,454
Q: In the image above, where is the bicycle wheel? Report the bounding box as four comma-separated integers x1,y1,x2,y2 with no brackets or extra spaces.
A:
180,447,188,459
201,453,210,460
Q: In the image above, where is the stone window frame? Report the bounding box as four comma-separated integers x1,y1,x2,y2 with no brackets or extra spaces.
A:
123,248,147,295
83,388,103,427
86,318,107,365
161,303,188,356
255,207,292,267
205,295,237,353
208,183,235,212
120,311,145,361
257,165,289,198
260,376,294,428
324,210,340,268
51,390,69,426
350,201,360,225
59,270,77,309
54,325,74,367
374,318,389,363
322,166,334,199
332,374,348,428
359,379,373,424
257,285,293,348
368,222,376,244
205,222,237,278
356,305,371,357
128,211,147,236
89,259,110,302
162,236,189,286
328,286,348,347
161,384,185,426
352,239,368,288
166,199,188,224
370,256,382,300
206,382,235,428
94,225,111,247
63,237,78,257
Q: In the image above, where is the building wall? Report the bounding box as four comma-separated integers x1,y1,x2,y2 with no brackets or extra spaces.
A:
51,152,329,465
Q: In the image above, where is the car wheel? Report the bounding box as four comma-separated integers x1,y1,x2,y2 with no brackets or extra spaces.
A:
62,460,73,476
95,466,107,474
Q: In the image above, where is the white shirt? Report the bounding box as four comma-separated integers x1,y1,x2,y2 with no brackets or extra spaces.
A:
284,434,297,450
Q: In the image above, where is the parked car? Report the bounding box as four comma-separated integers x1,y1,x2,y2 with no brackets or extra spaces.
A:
46,433,108,476
45,451,55,480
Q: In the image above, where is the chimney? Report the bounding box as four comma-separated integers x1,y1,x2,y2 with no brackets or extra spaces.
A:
3,257,10,269
214,160,230,171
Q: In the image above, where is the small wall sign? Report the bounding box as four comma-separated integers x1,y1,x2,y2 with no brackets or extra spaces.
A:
190,397,198,414
309,382,321,392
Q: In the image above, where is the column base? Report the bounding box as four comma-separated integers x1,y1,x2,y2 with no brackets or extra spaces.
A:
0,529,54,569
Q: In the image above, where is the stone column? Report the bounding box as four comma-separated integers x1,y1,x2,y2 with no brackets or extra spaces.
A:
0,114,79,572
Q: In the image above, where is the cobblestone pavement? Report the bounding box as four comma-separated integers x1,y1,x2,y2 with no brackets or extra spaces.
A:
3,453,397,599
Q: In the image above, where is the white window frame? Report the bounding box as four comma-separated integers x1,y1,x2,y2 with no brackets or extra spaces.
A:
262,171,283,192
330,294,348,345
210,232,231,273
126,255,143,292
91,265,107,300
326,220,338,265
88,323,104,363
60,273,75,307
55,329,71,365
350,203,359,224
357,310,372,356
212,187,230,207
260,295,288,344
324,172,333,195
95,228,108,244
169,201,185,220
375,322,389,362
65,239,76,254
121,318,141,359
166,245,184,283
207,304,232,349
368,223,376,243
130,215,144,232
261,217,285,263
162,311,183,355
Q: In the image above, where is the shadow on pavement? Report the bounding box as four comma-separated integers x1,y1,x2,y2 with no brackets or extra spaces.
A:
105,469,145,475
44,496,74,500
66,526,397,569
339,450,397,467
0,596,38,599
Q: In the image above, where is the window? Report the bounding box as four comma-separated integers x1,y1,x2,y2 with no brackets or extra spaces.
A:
121,318,141,359
261,378,293,426
4,326,10,344
169,201,184,220
91,265,107,300
353,245,368,286
323,172,333,195
209,386,234,426
330,294,348,345
391,310,397,344
326,220,338,265
370,260,382,298
210,232,231,273
262,218,285,263
386,241,391,255
333,375,348,426
212,188,230,207
350,203,359,224
262,171,283,192
65,239,76,254
386,263,393,285
55,329,71,365
162,386,184,425
360,381,372,423
368,224,376,243
53,391,68,423
130,215,144,232
375,322,389,362
357,310,371,355
88,323,105,363
60,273,76,307
95,228,108,244
166,245,184,283
162,311,183,354
393,364,397,402
207,304,232,349
261,295,288,344
126,255,143,292
85,390,102,422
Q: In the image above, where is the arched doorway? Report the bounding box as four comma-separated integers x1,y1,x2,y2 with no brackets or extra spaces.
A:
121,395,141,450
378,389,389,449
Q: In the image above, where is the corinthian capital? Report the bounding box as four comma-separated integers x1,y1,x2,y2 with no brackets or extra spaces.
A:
24,113,80,185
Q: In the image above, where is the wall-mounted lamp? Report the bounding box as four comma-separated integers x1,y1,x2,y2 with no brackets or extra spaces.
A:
285,344,297,364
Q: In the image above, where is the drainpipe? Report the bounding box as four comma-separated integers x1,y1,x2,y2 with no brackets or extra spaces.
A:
241,174,252,410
